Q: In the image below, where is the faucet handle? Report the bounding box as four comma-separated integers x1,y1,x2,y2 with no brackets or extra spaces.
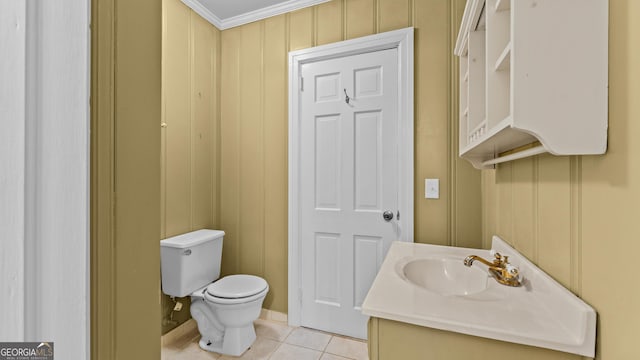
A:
506,264,524,284
490,250,504,266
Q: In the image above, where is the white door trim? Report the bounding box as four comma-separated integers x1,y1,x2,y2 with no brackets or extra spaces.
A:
288,27,414,327
0,0,90,357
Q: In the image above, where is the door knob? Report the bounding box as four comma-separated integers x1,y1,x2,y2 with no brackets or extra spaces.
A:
383,210,394,222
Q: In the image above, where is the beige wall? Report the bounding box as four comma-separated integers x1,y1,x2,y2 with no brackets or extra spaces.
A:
218,0,481,314
161,0,220,334
482,1,640,359
91,0,162,357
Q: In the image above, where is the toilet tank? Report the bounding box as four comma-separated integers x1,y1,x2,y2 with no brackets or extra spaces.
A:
160,229,224,297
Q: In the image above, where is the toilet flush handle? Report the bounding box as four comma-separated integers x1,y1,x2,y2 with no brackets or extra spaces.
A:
183,249,192,256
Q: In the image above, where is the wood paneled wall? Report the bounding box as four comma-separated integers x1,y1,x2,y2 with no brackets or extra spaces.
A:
161,0,219,239
482,156,580,290
218,0,480,314
483,1,640,358
161,0,220,333
92,0,162,357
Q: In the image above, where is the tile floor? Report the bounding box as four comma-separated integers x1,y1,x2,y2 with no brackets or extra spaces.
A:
162,319,369,360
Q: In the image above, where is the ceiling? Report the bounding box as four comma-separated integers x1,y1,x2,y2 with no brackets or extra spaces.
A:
182,0,331,30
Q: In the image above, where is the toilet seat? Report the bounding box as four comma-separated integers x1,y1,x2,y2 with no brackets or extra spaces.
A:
204,275,269,305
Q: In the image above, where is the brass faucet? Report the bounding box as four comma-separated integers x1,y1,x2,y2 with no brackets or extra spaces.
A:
464,252,522,287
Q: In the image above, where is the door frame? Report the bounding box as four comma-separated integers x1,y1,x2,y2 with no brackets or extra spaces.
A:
287,27,414,327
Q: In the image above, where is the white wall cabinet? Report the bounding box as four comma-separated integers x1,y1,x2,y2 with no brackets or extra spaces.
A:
455,0,608,169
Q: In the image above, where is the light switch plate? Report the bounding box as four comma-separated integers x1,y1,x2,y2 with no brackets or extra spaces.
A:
425,179,439,199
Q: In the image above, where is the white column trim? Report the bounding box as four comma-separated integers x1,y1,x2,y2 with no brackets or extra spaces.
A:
0,0,90,357
0,1,27,341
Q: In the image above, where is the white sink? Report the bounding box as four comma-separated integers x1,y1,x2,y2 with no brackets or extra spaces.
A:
362,236,597,357
401,257,488,296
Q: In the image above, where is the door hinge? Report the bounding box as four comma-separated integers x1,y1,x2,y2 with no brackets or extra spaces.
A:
397,210,400,220
298,289,303,305
299,76,304,91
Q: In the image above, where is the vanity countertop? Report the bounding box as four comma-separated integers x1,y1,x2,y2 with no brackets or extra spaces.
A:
361,237,596,357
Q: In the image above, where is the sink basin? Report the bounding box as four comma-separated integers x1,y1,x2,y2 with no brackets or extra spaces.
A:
363,238,597,357
402,257,488,296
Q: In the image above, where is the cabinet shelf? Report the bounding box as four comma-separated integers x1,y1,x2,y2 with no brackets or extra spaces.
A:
461,117,531,156
468,119,488,144
454,0,608,169
494,0,510,13
494,42,511,71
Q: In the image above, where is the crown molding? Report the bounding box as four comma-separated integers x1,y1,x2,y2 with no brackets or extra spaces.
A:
181,0,224,29
181,0,330,30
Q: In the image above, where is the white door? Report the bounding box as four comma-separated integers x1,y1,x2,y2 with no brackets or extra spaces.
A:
299,48,399,339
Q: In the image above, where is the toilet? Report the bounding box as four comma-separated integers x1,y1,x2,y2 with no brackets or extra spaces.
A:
160,229,269,356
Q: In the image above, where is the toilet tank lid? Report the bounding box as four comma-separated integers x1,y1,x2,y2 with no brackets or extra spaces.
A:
160,229,225,249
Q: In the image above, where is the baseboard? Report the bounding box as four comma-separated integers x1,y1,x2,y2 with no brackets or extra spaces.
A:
161,319,198,347
259,308,288,323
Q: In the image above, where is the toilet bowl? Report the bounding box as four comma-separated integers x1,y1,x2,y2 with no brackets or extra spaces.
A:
160,230,269,357
190,275,269,356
